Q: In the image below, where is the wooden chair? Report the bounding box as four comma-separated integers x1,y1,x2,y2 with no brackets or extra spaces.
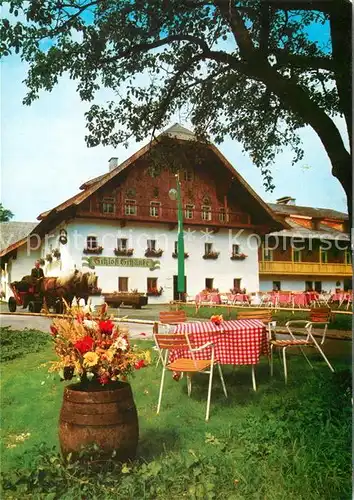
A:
153,310,187,366
270,307,334,383
236,309,276,390
154,333,228,421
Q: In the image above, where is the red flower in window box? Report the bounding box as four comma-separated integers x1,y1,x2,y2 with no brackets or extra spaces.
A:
83,246,103,255
145,248,163,258
147,287,163,297
230,253,247,260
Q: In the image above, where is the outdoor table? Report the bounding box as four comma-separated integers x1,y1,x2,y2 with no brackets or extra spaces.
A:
171,319,268,366
228,293,249,304
271,292,292,306
195,293,221,305
331,292,350,302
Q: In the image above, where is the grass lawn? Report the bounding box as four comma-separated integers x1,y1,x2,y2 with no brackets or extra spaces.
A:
180,305,352,331
0,327,352,499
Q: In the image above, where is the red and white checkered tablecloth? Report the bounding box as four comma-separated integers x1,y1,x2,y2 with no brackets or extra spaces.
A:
171,319,268,366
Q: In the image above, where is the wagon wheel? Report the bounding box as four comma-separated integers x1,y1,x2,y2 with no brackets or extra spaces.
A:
28,301,42,313
55,300,64,314
8,297,17,313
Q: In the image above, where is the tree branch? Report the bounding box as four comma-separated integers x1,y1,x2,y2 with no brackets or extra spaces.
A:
274,50,334,71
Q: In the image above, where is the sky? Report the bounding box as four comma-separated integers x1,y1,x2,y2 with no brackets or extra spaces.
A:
1,53,349,223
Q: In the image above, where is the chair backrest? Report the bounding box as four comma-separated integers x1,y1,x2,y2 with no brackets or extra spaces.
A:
237,309,273,324
160,310,187,324
309,307,331,323
154,333,189,350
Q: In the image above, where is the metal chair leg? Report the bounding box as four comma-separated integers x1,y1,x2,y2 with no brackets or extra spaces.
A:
217,364,228,398
157,367,166,414
187,374,192,396
270,344,274,376
251,365,257,391
205,364,214,422
282,347,288,384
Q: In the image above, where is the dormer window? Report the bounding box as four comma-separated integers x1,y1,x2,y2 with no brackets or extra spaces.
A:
202,205,212,221
185,204,194,219
219,208,228,222
102,197,115,214
184,169,194,182
150,201,161,217
125,199,137,215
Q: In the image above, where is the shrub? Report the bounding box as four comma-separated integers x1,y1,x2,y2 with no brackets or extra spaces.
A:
0,327,50,362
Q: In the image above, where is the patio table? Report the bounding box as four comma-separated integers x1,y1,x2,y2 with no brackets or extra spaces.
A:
171,319,268,365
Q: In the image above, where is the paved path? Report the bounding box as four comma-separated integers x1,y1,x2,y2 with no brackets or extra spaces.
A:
0,314,154,340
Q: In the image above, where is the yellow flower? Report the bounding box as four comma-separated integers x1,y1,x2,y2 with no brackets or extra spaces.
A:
144,350,151,365
83,351,99,367
105,349,115,362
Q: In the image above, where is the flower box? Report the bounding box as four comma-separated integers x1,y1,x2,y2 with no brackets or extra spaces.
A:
114,248,134,257
46,253,53,263
83,246,103,255
230,253,247,260
172,252,189,259
203,252,219,260
145,248,163,258
147,287,163,296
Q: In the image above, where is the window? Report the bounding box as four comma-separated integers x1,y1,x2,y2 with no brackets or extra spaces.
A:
102,197,115,214
293,249,302,262
205,278,214,290
147,277,158,292
150,201,160,217
118,277,128,292
305,281,313,291
233,278,241,291
219,208,228,222
117,238,127,251
184,169,194,182
147,239,156,251
185,204,194,219
345,250,352,264
205,242,213,254
315,281,322,293
263,247,273,261
232,244,240,256
125,199,137,215
320,248,328,263
87,236,97,250
272,281,281,291
202,205,212,221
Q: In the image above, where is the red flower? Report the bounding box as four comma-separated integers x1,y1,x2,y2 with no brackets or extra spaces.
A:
74,335,94,354
50,325,58,337
99,374,110,385
134,359,146,370
99,320,114,335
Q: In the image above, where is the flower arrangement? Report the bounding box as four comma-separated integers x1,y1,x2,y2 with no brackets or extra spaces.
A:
230,252,247,260
210,314,223,326
147,286,163,296
203,251,219,260
114,248,134,256
52,248,61,259
46,253,53,263
145,248,163,258
172,252,189,259
48,303,150,387
83,246,103,255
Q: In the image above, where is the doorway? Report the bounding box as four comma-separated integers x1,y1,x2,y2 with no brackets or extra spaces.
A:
173,275,187,301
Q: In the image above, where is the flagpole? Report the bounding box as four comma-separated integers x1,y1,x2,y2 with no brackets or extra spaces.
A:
175,174,185,299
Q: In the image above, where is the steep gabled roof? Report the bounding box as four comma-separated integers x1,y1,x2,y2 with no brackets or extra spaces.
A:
0,221,37,257
36,124,285,232
268,217,349,241
268,202,348,221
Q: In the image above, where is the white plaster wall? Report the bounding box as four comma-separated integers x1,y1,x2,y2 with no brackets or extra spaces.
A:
260,277,343,292
6,245,41,298
60,220,261,302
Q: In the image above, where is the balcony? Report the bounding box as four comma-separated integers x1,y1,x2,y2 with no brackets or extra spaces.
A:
77,204,251,228
259,261,352,276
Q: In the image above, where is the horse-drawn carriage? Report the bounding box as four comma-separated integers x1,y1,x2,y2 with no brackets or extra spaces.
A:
8,271,99,314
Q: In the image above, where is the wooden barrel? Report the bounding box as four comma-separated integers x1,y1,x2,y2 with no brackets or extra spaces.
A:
59,382,139,461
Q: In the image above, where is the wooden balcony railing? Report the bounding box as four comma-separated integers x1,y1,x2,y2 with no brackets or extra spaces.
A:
77,205,251,227
259,261,352,276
